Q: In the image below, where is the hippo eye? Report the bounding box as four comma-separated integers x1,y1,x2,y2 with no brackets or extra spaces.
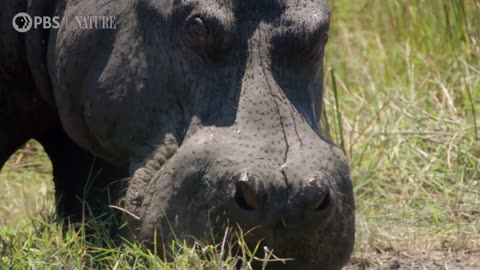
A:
313,190,331,212
185,17,209,45
182,15,233,62
234,182,260,211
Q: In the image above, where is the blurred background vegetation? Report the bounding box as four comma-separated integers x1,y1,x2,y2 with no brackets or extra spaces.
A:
1,0,479,268
323,0,479,254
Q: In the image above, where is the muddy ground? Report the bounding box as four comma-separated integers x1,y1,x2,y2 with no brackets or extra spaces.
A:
345,251,480,270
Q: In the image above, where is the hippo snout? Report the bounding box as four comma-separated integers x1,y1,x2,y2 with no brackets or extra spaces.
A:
123,128,354,270
224,171,348,270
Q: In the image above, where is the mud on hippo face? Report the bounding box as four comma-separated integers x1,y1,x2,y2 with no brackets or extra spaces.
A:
49,0,354,269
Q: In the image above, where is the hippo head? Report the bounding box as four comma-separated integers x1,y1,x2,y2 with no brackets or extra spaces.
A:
49,0,354,269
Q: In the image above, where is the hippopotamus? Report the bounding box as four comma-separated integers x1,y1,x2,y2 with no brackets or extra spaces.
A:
0,0,355,269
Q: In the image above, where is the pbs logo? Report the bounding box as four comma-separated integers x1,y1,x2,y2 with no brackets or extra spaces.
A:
12,12,60,33
12,12,32,33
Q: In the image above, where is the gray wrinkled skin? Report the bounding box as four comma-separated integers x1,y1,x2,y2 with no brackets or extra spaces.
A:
1,0,354,269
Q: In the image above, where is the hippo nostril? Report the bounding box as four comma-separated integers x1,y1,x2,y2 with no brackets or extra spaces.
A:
234,182,259,211
313,190,331,212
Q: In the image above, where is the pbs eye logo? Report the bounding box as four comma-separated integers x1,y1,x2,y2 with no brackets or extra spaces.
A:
12,12,33,33
12,12,60,33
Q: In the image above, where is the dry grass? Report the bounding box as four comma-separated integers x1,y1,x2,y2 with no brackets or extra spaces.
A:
322,0,480,257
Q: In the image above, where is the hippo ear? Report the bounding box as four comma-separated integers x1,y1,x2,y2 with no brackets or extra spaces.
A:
24,0,56,106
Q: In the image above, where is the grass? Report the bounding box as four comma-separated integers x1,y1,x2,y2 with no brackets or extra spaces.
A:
1,0,479,269
323,0,480,255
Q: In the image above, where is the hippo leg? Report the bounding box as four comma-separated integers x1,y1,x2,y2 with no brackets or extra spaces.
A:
0,87,55,170
0,90,127,224
36,127,128,223
0,1,42,169
0,124,30,170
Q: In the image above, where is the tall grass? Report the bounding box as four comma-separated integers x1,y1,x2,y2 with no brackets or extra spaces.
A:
323,0,480,253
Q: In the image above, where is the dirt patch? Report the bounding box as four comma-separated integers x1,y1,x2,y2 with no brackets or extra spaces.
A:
344,250,480,270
